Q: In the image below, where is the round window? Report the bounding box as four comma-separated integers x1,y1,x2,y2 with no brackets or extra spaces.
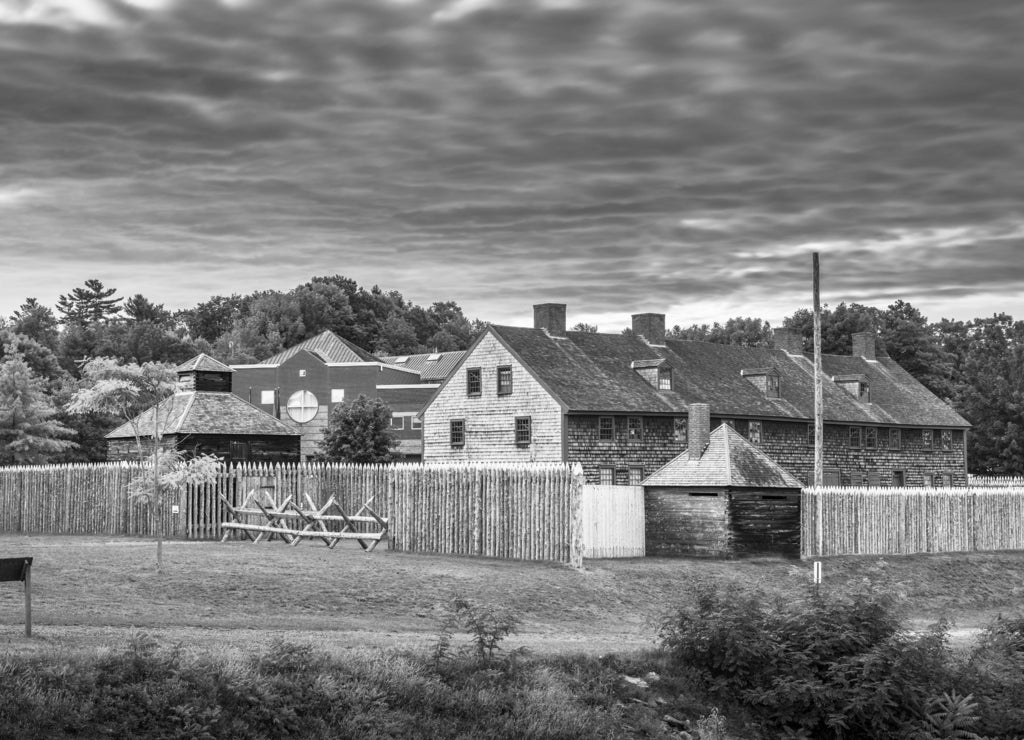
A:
286,390,319,423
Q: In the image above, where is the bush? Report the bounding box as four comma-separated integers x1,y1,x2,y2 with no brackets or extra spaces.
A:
659,578,961,738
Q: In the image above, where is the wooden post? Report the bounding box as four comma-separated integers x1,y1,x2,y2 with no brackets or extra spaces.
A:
24,563,31,638
813,252,824,557
0,558,32,637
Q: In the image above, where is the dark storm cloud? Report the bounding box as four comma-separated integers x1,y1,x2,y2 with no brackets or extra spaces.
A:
1,0,1022,328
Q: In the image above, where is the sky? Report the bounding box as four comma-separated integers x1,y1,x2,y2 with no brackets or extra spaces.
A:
2,0,1023,333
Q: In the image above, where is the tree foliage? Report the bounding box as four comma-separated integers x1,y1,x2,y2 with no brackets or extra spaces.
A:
0,344,77,464
56,279,123,325
668,316,773,346
66,357,218,571
317,394,398,463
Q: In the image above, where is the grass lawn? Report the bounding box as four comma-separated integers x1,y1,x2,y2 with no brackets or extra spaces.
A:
3,534,1024,659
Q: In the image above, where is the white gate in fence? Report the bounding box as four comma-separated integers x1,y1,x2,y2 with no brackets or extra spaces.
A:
581,484,645,558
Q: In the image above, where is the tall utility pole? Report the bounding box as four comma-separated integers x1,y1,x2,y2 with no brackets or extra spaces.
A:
813,252,824,487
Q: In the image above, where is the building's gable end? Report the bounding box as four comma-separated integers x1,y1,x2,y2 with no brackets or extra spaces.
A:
422,329,564,463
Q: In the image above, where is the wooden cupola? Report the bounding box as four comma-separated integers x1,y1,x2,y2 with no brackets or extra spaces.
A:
175,353,235,393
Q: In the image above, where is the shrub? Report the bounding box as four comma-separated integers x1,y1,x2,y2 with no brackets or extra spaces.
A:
659,578,961,738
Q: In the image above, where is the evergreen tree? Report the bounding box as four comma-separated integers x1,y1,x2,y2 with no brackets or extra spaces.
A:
10,298,60,351
56,279,123,325
124,294,172,325
0,345,77,464
317,394,398,463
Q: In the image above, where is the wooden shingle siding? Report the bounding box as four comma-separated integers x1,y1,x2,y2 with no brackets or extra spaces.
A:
752,420,967,486
567,415,682,484
423,333,563,462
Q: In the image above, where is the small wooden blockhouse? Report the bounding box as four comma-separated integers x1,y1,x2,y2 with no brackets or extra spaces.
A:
106,354,301,463
642,403,803,558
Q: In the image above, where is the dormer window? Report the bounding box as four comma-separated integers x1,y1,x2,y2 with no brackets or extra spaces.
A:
427,353,441,362
631,358,670,390
741,367,781,399
833,374,870,402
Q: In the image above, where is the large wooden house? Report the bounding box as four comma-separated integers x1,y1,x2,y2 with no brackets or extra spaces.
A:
106,354,300,463
420,304,971,487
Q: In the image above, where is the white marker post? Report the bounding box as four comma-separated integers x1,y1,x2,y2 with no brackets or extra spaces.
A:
813,560,823,597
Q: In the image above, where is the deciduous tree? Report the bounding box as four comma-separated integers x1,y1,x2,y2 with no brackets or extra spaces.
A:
66,357,218,571
317,394,398,463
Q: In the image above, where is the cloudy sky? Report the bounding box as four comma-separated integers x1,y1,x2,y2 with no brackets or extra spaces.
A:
2,0,1022,331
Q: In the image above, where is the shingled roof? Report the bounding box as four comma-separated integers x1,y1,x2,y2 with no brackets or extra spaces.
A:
258,330,379,365
642,424,803,489
484,325,968,427
175,353,234,374
105,392,298,439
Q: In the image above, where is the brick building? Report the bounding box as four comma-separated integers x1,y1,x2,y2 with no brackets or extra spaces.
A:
420,303,971,486
231,332,458,460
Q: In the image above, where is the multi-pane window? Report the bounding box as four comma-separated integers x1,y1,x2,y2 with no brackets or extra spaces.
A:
515,416,531,446
391,415,405,430
450,419,465,447
889,428,901,450
658,367,672,390
466,367,482,396
766,374,781,398
411,417,422,430
599,416,614,441
938,473,952,486
892,470,905,487
628,467,644,485
924,473,934,487
674,418,688,445
748,420,762,445
497,366,513,395
627,417,642,441
850,471,865,486
865,427,878,449
806,423,814,447
922,429,933,449
849,426,862,448
940,430,952,450
598,467,614,485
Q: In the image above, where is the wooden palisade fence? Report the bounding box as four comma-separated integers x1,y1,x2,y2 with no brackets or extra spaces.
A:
802,484,1024,558
0,462,586,566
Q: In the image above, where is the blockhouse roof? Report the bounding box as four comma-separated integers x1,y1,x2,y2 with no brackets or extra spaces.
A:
105,391,299,439
642,424,803,489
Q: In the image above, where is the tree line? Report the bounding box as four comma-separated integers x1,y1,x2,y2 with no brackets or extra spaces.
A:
0,276,481,465
0,278,1020,475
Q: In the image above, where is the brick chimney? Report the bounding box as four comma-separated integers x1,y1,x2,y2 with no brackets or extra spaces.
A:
852,331,876,360
533,303,566,337
632,313,666,345
772,327,804,355
687,403,711,460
